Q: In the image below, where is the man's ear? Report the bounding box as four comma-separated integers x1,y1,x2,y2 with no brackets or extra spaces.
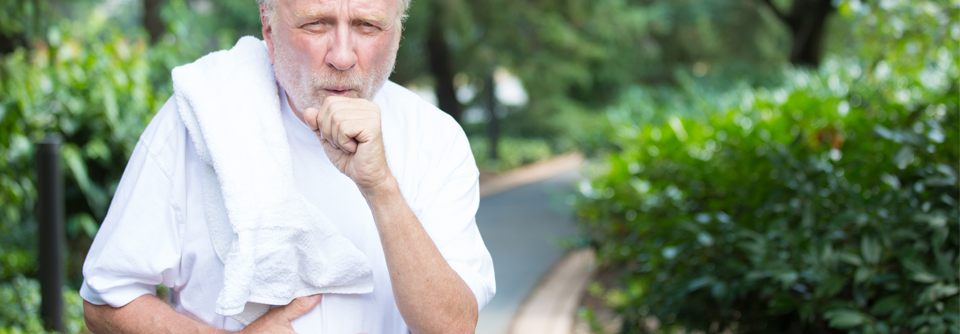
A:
260,5,276,64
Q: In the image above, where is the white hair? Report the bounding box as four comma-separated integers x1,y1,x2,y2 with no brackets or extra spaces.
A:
257,0,411,29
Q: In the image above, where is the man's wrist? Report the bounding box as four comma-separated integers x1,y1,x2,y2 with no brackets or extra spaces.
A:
359,174,401,203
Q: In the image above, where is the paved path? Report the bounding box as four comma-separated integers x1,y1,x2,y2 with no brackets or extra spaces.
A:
474,170,583,334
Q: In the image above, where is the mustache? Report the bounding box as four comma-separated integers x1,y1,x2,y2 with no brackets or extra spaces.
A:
312,69,365,91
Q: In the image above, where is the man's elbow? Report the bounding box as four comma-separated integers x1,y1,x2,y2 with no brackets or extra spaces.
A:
446,302,479,334
413,301,477,334
459,307,479,334
83,300,107,333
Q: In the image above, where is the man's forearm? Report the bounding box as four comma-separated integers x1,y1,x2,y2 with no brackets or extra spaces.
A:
84,295,218,334
361,176,479,334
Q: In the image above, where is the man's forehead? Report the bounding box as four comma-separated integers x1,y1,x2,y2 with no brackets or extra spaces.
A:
280,0,398,19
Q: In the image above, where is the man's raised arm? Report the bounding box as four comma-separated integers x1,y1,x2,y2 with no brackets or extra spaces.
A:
305,98,479,334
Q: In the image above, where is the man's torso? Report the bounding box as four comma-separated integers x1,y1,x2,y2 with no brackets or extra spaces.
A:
81,81,493,333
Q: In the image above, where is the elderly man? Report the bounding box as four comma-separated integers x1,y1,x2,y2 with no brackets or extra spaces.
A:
79,0,495,333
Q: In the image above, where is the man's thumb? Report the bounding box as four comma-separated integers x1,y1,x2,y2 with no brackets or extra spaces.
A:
303,107,321,130
283,294,322,320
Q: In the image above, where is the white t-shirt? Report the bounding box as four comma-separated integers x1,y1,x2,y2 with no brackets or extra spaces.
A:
80,81,496,333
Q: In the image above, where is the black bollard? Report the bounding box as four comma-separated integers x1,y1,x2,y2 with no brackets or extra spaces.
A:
36,134,65,333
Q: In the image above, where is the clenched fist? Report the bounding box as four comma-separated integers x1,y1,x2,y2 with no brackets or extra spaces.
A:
303,97,393,193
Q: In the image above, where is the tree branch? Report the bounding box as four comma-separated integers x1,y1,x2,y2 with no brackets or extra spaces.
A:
759,0,790,25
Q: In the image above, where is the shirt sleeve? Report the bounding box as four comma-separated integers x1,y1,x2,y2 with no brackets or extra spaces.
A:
80,99,185,308
410,111,496,312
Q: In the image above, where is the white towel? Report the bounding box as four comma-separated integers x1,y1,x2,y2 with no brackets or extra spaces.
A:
171,36,374,326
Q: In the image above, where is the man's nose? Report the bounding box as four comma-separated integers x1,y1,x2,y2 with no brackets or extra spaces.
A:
326,23,358,71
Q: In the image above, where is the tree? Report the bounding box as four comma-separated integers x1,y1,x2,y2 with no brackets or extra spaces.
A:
143,0,165,44
425,1,461,122
0,0,42,54
759,0,836,67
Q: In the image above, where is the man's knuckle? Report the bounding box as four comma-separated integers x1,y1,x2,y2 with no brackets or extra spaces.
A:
331,111,345,123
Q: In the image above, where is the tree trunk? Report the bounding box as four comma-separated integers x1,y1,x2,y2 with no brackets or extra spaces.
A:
0,32,24,54
425,7,461,122
761,0,835,67
143,0,165,44
786,0,833,67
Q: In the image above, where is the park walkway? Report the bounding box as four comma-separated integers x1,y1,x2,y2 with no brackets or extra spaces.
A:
473,154,586,334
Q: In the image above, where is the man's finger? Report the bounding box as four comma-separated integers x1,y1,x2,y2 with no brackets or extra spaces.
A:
303,107,321,131
321,139,348,171
283,294,322,321
319,97,351,144
335,120,360,153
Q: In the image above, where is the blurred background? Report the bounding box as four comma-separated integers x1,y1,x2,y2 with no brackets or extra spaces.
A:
0,0,957,333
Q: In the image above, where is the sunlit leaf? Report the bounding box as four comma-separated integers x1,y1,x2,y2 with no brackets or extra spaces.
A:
861,236,881,265
825,309,871,329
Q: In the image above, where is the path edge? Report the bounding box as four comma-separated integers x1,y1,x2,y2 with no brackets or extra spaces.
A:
478,152,584,198
507,248,596,334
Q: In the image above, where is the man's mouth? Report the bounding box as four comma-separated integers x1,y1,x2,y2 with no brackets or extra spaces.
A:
324,88,356,96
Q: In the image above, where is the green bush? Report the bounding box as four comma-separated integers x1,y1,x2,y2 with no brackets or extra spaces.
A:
574,58,959,334
0,5,216,327
573,1,960,331
0,25,163,333
0,277,87,334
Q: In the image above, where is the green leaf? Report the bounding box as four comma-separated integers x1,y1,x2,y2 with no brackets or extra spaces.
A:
67,213,99,239
871,295,903,315
874,125,894,140
816,276,845,299
61,144,92,193
912,272,939,284
861,236,881,265
838,252,863,266
825,309,871,329
687,276,715,292
855,267,874,284
745,270,771,281
918,284,960,305
893,147,915,169
696,232,714,246
904,260,938,283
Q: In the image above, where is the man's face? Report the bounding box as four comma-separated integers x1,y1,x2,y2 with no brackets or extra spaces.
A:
263,0,401,111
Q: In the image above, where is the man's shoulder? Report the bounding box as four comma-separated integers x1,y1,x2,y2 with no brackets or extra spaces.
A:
377,81,466,139
377,81,478,178
378,81,461,132
137,96,189,167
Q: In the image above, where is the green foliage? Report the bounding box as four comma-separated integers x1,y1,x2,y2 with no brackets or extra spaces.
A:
396,0,791,151
0,276,87,334
1,21,163,283
577,69,958,333
470,136,554,173
0,26,160,334
0,3,207,331
574,1,959,333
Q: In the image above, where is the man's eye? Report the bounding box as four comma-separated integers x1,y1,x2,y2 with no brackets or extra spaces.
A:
362,22,374,28
308,21,321,25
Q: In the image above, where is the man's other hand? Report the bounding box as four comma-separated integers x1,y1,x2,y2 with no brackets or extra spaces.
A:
239,294,322,334
303,97,392,193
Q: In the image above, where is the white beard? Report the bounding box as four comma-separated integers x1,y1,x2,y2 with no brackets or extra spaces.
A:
272,36,397,111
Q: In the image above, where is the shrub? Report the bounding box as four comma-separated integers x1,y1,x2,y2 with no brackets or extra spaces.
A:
0,10,211,329
0,26,163,333
574,1,959,332
574,56,959,333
